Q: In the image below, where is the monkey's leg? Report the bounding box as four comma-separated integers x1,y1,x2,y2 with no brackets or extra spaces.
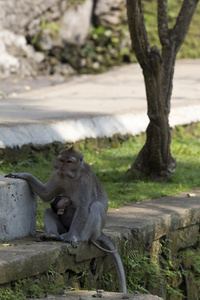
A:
60,201,105,247
37,208,67,241
79,201,105,241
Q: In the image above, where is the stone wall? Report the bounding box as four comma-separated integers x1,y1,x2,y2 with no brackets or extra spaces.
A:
1,189,200,299
0,175,37,240
0,0,129,78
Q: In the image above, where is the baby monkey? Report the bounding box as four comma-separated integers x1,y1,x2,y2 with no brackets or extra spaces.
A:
51,196,72,216
37,196,116,254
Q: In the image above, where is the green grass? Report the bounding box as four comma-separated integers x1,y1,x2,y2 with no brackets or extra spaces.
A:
1,123,200,231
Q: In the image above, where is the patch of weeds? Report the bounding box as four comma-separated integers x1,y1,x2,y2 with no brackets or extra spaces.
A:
166,284,185,298
0,289,26,300
0,267,64,300
31,16,60,50
99,273,114,292
122,244,162,294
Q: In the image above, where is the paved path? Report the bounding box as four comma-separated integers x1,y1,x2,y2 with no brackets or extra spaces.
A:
0,59,200,148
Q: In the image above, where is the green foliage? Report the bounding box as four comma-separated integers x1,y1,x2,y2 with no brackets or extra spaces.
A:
142,0,200,58
122,246,163,294
31,16,60,50
99,273,114,291
0,267,64,300
0,289,26,300
122,236,193,297
123,249,149,293
38,1,200,74
64,24,136,74
69,0,86,5
178,245,200,294
166,284,185,298
73,0,200,74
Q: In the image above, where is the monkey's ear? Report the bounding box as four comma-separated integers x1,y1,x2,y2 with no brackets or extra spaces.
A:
68,145,75,151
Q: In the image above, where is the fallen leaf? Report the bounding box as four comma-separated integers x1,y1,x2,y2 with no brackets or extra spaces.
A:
187,193,196,197
23,85,31,91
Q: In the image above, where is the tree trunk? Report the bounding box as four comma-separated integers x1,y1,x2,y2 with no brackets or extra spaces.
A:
126,0,199,180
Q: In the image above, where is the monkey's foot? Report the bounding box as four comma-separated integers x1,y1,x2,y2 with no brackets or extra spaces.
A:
60,233,78,248
36,233,60,242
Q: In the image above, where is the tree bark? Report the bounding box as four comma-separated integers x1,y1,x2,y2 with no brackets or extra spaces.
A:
126,0,199,180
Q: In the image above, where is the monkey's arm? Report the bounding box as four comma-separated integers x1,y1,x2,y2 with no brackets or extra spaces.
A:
5,173,59,202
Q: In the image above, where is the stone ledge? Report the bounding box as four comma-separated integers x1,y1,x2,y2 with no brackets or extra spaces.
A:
0,238,105,285
27,290,163,300
105,188,200,247
1,188,200,296
0,175,37,241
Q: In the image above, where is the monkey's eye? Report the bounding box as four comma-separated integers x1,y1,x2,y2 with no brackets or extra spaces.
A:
67,159,73,163
67,156,77,163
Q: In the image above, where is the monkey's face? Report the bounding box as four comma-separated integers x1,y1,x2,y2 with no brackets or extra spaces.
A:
55,197,71,215
54,146,84,177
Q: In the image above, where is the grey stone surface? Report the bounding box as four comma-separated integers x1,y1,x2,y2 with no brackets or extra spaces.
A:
105,188,200,246
94,0,126,27
0,0,61,35
60,0,93,45
0,30,44,78
0,175,37,241
28,291,163,300
0,0,94,77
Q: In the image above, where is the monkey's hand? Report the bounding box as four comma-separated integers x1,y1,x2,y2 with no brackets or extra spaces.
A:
5,173,29,180
60,232,78,248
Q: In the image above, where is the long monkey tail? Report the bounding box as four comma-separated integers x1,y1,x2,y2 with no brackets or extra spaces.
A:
90,239,117,253
97,232,127,294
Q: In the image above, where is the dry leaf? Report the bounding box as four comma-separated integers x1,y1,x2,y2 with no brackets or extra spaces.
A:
187,193,196,197
23,85,31,91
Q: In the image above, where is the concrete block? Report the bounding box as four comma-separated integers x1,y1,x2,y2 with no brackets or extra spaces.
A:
0,174,37,241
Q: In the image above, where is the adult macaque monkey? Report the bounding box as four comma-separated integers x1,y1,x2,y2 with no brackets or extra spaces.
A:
39,195,116,254
5,146,127,293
